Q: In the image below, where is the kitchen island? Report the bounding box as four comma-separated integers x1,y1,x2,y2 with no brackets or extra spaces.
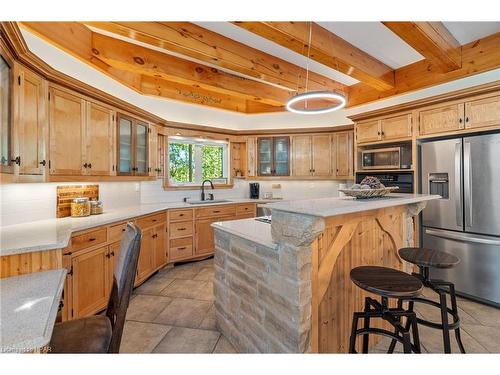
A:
212,194,439,353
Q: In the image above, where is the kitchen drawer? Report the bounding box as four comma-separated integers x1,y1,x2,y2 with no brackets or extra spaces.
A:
195,205,236,219
136,212,167,230
169,221,193,238
169,209,193,222
169,237,193,260
68,228,107,253
236,204,256,216
235,213,255,220
108,222,127,243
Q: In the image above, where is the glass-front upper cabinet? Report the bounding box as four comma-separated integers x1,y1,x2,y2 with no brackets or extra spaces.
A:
0,54,13,174
257,136,290,176
118,115,133,174
116,113,149,176
135,121,148,175
274,137,290,176
258,138,273,176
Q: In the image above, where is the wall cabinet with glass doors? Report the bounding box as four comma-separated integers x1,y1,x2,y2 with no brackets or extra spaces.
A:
116,114,149,176
257,136,290,176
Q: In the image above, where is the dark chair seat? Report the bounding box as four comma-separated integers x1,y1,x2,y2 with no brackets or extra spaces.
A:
49,315,112,353
350,266,423,298
399,247,460,269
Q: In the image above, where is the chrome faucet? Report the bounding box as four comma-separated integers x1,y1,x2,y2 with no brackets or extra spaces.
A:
200,179,214,201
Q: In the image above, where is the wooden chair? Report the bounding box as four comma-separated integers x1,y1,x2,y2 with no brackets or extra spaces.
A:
49,223,142,353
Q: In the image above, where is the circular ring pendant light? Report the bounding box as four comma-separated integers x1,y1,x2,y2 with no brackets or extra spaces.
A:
286,22,347,115
286,91,346,114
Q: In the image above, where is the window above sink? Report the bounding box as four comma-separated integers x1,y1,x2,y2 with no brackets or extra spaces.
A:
166,136,229,188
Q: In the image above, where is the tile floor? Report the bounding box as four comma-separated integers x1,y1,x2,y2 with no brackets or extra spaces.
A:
120,258,500,353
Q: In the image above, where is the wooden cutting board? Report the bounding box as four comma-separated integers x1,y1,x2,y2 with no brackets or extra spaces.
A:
56,185,99,218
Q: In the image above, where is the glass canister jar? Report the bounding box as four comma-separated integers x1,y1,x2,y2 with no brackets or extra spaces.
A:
71,197,91,217
90,199,103,215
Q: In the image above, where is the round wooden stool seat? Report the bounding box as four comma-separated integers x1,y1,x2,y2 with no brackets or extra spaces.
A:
350,266,423,298
399,247,460,269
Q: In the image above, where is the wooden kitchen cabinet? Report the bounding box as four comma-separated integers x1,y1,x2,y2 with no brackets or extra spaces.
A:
333,131,354,179
71,245,109,319
312,135,332,176
257,136,290,176
13,64,48,177
356,115,412,144
465,95,500,130
355,120,381,144
116,113,150,176
153,224,168,270
48,88,86,175
419,103,464,136
195,217,219,256
107,241,121,293
148,124,158,177
291,135,312,177
136,227,155,284
380,114,412,141
292,134,331,177
84,101,114,176
246,137,257,177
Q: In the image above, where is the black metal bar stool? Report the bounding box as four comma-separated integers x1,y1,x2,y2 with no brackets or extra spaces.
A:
349,266,423,354
388,247,465,354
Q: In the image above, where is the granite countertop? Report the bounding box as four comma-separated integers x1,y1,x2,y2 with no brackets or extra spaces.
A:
0,198,275,256
212,217,277,249
0,269,66,353
265,193,440,218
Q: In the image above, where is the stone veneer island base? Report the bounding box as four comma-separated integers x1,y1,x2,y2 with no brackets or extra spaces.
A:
212,194,439,353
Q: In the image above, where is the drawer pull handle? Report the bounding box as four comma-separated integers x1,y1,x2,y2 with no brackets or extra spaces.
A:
179,214,184,216
213,210,221,213
178,247,187,250
89,238,96,241
178,228,186,231
122,228,126,232
152,219,157,222
110,251,115,256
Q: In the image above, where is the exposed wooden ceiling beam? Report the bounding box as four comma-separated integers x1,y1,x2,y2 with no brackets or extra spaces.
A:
90,32,289,106
84,21,346,94
19,22,290,112
347,32,500,107
233,21,395,91
383,22,462,72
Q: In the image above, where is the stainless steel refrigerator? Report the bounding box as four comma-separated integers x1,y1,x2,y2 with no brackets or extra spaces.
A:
420,132,500,307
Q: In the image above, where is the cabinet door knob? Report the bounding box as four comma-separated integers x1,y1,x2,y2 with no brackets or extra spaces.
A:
459,118,463,124
39,160,46,167
83,163,88,168
88,163,92,168
11,156,21,165
465,117,469,123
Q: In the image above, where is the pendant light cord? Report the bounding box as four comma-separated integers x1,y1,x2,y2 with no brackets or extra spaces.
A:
304,22,313,108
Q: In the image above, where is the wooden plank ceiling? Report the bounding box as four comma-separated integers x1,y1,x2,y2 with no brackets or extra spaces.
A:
19,21,500,113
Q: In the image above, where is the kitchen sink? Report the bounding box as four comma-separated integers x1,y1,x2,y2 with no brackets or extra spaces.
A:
187,199,231,205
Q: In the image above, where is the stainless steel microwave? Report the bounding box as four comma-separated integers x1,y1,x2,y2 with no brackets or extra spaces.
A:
361,146,411,170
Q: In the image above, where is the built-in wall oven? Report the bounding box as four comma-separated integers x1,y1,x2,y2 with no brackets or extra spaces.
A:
356,171,414,193
361,145,412,170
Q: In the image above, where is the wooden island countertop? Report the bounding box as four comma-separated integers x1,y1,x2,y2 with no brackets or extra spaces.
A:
212,193,439,353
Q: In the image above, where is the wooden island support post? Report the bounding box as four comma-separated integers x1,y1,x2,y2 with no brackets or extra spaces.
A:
212,194,439,353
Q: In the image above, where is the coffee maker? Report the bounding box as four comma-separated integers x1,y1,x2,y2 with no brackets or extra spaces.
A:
249,183,260,199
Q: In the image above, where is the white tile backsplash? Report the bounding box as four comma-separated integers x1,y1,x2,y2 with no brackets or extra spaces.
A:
0,182,140,227
0,178,343,226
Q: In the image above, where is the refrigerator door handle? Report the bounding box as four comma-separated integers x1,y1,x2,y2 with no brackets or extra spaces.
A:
454,142,463,227
425,228,500,246
464,141,473,228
